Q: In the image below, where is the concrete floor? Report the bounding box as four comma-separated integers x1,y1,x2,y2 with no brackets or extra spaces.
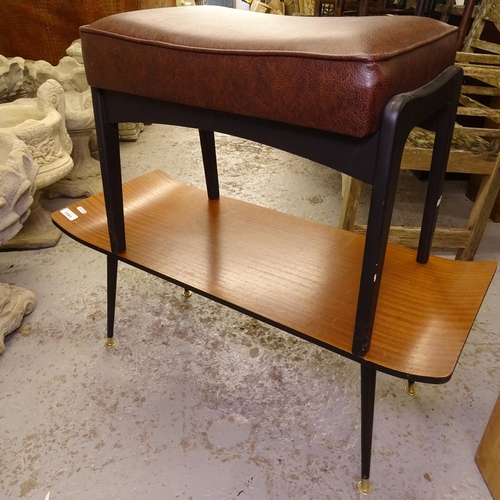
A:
1,124,499,500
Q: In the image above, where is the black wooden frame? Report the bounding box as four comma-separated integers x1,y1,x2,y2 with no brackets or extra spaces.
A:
87,64,463,488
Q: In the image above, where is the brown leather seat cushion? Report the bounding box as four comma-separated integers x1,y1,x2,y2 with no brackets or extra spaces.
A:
80,6,457,138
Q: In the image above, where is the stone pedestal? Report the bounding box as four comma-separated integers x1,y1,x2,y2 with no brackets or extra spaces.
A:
45,88,102,198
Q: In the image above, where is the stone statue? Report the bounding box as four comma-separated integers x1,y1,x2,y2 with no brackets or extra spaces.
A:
0,131,38,354
0,132,38,243
0,55,26,103
0,284,36,355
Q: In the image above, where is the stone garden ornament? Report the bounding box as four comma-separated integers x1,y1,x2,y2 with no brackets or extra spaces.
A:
0,79,73,249
0,130,38,354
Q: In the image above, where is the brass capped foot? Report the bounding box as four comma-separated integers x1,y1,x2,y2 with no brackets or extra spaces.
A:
357,478,373,495
405,381,418,396
182,288,192,298
104,337,116,348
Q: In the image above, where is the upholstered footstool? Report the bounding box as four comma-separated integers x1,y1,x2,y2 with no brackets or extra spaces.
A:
52,6,496,494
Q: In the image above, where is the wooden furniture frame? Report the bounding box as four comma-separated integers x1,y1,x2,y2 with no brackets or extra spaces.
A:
462,0,500,54
340,59,500,260
339,0,500,261
462,0,500,222
53,65,496,493
315,0,476,38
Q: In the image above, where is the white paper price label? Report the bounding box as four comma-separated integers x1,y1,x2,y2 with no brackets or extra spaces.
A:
60,208,78,221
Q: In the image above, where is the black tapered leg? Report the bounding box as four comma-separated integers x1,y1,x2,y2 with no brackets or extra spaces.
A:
105,254,118,348
199,129,219,200
417,105,458,264
182,129,218,297
352,67,463,357
416,68,461,263
352,112,405,356
358,365,377,495
91,87,125,254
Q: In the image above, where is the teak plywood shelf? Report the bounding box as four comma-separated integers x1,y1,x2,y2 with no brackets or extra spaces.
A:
52,170,496,383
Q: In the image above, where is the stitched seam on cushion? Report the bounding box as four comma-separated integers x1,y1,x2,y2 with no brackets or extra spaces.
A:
80,27,457,63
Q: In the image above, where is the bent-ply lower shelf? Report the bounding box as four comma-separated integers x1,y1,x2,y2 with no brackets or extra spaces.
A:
52,170,497,382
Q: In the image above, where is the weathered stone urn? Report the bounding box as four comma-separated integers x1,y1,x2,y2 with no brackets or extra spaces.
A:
0,79,73,248
25,55,103,197
25,49,142,197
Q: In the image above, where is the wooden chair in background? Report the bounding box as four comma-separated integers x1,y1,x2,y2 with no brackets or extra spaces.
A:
338,0,500,260
315,0,474,22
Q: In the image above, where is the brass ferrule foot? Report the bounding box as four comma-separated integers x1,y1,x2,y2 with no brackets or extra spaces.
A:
405,381,418,396
182,288,192,298
357,478,373,495
104,338,116,349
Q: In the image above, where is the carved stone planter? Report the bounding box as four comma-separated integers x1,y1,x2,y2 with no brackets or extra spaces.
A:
17,44,144,199
0,79,73,249
26,56,103,197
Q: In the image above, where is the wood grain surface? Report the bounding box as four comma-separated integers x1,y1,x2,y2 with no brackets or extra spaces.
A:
52,170,497,382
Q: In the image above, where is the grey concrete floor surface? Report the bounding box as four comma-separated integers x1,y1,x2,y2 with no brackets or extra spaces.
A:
1,125,499,500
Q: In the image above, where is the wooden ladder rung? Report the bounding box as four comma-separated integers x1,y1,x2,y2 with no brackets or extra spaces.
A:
353,225,471,248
